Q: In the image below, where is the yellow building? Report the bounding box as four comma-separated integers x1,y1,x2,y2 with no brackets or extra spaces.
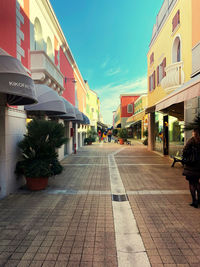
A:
146,0,197,156
86,82,99,131
113,105,121,129
126,95,147,139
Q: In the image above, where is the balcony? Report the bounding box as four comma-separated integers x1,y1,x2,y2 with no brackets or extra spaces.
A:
161,61,184,93
30,50,64,95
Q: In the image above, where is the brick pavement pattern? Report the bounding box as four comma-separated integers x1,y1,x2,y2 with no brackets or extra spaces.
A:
0,142,200,266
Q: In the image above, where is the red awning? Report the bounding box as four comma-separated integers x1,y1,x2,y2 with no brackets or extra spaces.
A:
156,74,200,111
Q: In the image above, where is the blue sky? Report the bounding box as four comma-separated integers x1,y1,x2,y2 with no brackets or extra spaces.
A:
50,0,163,124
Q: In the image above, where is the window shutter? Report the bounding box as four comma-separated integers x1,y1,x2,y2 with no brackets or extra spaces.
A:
157,66,159,86
162,58,166,77
172,10,180,32
178,10,180,24
149,76,151,92
153,71,155,89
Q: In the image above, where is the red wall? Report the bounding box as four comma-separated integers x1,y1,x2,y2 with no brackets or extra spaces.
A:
121,96,140,118
60,48,75,105
0,0,16,57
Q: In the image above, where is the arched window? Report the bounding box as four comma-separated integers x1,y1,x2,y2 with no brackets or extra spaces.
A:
34,18,43,50
47,37,53,60
172,36,181,63
127,104,133,113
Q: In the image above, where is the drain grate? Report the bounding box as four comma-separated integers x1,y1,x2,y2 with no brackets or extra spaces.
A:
112,194,129,202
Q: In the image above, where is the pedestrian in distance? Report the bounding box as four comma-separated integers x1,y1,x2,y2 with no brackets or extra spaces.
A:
102,131,107,143
182,128,200,208
98,130,102,143
107,129,112,143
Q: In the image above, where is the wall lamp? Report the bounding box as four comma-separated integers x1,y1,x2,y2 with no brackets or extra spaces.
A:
65,77,76,84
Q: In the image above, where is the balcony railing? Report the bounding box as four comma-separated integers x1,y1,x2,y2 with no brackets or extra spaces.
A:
161,61,184,93
30,50,64,94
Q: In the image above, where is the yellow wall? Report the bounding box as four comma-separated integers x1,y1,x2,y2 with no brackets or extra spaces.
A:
134,95,147,114
114,105,121,127
147,0,192,107
86,89,98,127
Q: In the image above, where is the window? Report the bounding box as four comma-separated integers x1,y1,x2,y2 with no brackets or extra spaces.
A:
172,10,180,32
157,57,166,86
149,71,155,92
34,18,43,50
177,41,181,62
127,104,133,113
47,37,53,61
150,52,154,65
172,37,181,63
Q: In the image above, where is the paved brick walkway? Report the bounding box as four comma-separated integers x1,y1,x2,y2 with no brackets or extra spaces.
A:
0,142,200,266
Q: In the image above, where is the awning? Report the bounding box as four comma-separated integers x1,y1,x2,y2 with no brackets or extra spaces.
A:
0,48,37,105
145,105,155,114
64,106,84,122
59,97,76,119
25,84,66,115
74,107,84,122
97,121,108,129
125,120,141,128
156,74,200,112
82,113,90,125
126,110,145,123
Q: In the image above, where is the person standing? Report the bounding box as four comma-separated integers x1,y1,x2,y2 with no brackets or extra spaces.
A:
182,129,200,208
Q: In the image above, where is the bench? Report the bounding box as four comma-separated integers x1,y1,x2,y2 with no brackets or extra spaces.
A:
171,153,184,167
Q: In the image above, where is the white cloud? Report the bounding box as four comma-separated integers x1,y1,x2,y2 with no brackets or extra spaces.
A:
101,58,110,68
95,76,147,125
105,67,121,76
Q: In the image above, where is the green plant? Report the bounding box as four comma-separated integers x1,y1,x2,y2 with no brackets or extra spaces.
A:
112,129,118,136
143,129,148,137
118,128,128,140
184,115,200,133
86,129,97,142
15,119,67,178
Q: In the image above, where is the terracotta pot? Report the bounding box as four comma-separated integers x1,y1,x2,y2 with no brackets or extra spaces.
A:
87,142,92,145
26,177,48,191
119,138,124,145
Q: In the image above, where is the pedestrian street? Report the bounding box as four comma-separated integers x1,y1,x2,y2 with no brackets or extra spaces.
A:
1,142,200,267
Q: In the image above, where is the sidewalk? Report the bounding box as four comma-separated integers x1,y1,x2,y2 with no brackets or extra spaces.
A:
0,142,199,266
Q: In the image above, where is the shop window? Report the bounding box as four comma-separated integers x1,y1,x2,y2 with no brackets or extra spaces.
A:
127,104,133,113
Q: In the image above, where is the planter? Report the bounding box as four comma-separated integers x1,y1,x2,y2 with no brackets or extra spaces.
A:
26,177,48,191
119,138,124,145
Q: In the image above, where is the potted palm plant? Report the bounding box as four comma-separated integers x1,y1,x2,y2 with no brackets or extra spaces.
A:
15,119,67,190
84,129,97,145
118,128,128,145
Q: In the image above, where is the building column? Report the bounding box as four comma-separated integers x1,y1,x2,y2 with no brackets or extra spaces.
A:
148,112,155,151
66,121,73,155
0,95,6,198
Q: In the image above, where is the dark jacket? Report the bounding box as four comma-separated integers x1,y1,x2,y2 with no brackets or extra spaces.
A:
182,137,200,177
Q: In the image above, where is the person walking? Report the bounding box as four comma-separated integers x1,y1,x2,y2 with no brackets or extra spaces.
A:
182,128,200,208
102,131,107,143
98,130,102,143
107,129,112,143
